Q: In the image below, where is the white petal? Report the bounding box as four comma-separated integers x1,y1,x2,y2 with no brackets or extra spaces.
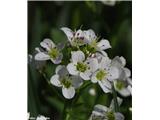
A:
80,72,91,80
50,74,62,87
40,38,55,51
100,50,108,57
55,65,64,74
101,79,112,89
35,47,42,53
127,78,132,85
71,51,85,63
112,56,126,67
118,68,127,80
98,81,111,93
84,29,96,43
36,115,47,120
67,63,79,75
127,85,132,95
87,58,99,72
97,39,111,50
118,88,131,97
99,56,111,69
62,87,75,99
57,43,65,50
108,66,120,81
120,56,126,66
94,104,108,113
28,54,32,63
91,72,98,83
124,68,131,78
115,112,125,120
92,52,107,63
91,111,104,119
75,29,84,38
70,76,83,88
102,1,116,6
55,65,68,76
51,53,63,64
35,52,50,61
61,27,73,42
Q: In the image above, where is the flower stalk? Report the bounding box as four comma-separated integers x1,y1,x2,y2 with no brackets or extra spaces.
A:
112,84,120,112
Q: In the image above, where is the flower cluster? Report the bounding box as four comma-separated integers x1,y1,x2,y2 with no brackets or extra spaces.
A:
33,27,132,120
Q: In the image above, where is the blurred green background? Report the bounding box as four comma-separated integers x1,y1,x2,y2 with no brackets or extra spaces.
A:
28,1,132,120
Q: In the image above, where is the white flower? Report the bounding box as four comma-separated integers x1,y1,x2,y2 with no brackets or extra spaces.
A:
50,65,83,99
89,102,124,120
61,27,88,46
114,78,132,97
112,56,132,97
28,54,33,63
36,115,47,120
101,0,116,6
35,38,63,64
67,50,98,80
89,88,96,96
129,107,132,112
83,29,111,52
91,56,120,93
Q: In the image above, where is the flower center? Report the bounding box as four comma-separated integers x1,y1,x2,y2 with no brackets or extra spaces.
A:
96,70,107,81
76,62,88,72
90,40,98,48
115,81,125,90
106,111,115,120
73,37,85,46
87,40,98,53
48,48,59,59
61,77,72,88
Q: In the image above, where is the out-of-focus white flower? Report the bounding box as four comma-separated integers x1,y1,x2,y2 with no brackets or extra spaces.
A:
50,65,83,99
91,56,120,93
89,88,96,96
61,27,88,46
36,115,47,120
101,0,117,6
89,99,124,120
28,54,33,63
35,38,63,64
28,48,46,70
84,29,111,53
67,50,98,80
27,112,30,120
112,56,132,97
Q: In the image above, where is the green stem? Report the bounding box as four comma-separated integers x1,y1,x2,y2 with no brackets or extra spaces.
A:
112,84,119,112
62,100,67,119
72,81,92,106
38,70,51,85
62,99,73,120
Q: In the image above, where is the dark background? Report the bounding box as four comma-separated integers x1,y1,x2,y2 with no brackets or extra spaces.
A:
28,1,132,120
